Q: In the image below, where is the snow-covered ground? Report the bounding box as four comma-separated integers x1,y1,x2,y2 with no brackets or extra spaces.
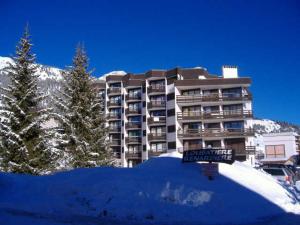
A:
0,152,300,225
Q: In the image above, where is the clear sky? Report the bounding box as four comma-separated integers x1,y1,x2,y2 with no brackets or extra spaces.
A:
0,0,300,124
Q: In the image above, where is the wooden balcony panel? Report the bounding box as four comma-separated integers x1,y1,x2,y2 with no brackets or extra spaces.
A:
177,128,254,138
147,117,166,125
148,133,166,141
125,137,142,144
126,95,142,101
148,149,167,157
107,87,122,95
147,101,166,108
125,122,142,129
126,151,142,159
148,86,165,94
125,109,142,115
176,94,252,104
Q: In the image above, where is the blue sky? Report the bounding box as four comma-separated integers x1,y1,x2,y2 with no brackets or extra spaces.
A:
0,0,300,124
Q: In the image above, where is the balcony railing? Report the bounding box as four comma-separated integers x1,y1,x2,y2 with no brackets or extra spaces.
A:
176,94,252,104
107,113,121,120
177,128,254,138
126,150,142,159
126,94,141,101
125,122,142,129
147,116,166,125
177,110,253,121
148,148,168,157
109,126,121,133
148,133,166,141
147,101,166,108
125,108,141,115
125,137,142,144
107,100,121,107
109,139,121,146
107,87,122,95
147,85,165,94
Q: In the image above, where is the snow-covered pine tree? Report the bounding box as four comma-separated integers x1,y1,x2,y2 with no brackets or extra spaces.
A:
52,45,112,168
0,26,54,174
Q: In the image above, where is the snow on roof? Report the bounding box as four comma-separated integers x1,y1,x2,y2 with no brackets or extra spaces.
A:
0,153,299,224
98,70,127,81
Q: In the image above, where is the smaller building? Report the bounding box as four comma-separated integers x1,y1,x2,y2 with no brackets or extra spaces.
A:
259,132,300,163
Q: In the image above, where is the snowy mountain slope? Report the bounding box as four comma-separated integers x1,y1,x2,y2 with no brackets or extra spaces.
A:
253,119,300,135
0,153,299,225
0,56,63,80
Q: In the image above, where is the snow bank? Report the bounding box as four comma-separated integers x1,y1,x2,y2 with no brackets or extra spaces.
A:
0,153,299,225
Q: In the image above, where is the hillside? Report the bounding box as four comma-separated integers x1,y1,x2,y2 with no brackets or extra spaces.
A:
0,152,299,225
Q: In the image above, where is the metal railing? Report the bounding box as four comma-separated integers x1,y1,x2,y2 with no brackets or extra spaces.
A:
177,128,255,138
147,101,166,108
176,93,252,103
148,133,166,141
177,110,253,120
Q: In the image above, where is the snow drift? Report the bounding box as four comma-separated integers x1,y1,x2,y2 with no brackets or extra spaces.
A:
0,153,300,225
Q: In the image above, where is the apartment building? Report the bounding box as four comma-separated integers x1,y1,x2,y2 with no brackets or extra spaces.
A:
94,66,255,167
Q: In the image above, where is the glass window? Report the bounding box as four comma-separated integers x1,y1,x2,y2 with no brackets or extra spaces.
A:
265,145,285,158
150,110,166,117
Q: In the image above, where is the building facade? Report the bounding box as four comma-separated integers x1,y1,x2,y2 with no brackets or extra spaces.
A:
94,66,255,167
259,132,300,163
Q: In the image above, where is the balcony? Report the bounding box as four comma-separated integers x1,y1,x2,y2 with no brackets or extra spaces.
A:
125,108,141,115
148,133,166,141
107,113,121,120
147,101,166,109
126,94,141,101
177,128,255,138
148,148,168,157
125,122,142,129
177,110,253,121
109,139,121,146
147,116,166,126
107,100,121,107
176,93,252,104
125,137,142,144
147,85,165,94
107,87,122,95
126,150,142,159
109,126,121,133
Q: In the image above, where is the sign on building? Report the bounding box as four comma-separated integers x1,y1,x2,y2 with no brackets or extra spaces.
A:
182,149,235,164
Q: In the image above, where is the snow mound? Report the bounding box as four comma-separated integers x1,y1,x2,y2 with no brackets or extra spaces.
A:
0,154,299,224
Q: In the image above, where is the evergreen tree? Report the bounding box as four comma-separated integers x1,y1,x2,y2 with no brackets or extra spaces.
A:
0,26,54,174
52,45,112,168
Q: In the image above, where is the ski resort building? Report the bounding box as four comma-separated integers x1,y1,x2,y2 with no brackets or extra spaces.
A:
94,66,255,167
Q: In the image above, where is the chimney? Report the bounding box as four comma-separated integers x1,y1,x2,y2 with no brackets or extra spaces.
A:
222,65,238,78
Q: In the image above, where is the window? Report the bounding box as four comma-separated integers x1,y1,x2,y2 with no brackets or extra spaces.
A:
128,130,141,137
183,122,202,131
222,88,242,97
223,121,244,130
223,104,243,111
203,106,219,113
128,88,141,97
150,110,166,117
150,143,166,152
128,116,141,123
110,83,121,88
150,126,165,135
182,89,200,96
203,89,218,96
265,145,285,158
110,96,121,103
150,95,165,102
128,145,140,153
149,80,165,88
128,103,141,111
